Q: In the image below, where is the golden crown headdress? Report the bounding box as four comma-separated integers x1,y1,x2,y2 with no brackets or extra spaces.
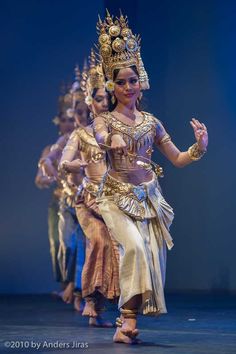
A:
96,10,149,90
52,83,74,124
53,65,87,122
70,64,86,110
80,48,105,105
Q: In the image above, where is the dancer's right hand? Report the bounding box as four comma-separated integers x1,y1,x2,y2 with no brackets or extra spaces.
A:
35,175,54,189
63,159,88,173
42,159,58,179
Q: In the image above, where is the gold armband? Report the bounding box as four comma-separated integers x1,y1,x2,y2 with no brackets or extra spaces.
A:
188,143,206,161
93,122,105,133
63,145,77,152
159,134,171,145
50,143,63,152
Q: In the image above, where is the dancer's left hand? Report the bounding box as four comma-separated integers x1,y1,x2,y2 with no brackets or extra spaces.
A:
190,118,208,151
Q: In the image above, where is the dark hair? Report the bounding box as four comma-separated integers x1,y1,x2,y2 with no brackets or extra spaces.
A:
107,65,142,111
113,65,139,81
91,88,99,99
74,100,90,117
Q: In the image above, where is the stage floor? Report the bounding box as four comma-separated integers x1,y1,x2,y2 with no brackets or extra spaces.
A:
0,293,235,353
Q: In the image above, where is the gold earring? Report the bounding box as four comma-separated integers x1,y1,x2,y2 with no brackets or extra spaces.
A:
111,94,116,104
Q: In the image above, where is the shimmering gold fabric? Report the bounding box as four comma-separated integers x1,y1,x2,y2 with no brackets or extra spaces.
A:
61,127,120,299
94,111,161,184
97,173,174,315
76,187,120,299
66,127,107,184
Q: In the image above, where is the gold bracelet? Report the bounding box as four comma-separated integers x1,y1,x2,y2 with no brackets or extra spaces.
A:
38,157,51,169
104,132,113,146
188,143,206,161
59,160,70,171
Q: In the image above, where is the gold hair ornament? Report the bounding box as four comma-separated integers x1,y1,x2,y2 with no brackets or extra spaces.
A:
80,49,105,105
96,9,149,90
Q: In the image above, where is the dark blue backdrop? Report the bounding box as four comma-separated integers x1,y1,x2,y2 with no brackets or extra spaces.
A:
1,0,235,293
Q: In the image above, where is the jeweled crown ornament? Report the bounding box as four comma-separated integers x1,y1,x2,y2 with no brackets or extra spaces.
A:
80,48,105,105
96,9,149,90
70,63,86,110
52,83,73,124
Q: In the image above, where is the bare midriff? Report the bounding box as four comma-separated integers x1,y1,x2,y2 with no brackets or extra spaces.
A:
94,112,158,185
108,145,154,185
83,156,107,184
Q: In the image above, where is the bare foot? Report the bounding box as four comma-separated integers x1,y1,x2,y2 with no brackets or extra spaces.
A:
62,282,74,304
113,328,132,344
82,299,97,317
120,317,139,339
89,315,114,328
74,296,84,312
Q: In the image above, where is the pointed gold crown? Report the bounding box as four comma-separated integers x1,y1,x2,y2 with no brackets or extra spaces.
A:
53,64,86,123
70,63,86,110
80,48,105,103
96,10,149,90
58,83,73,113
52,83,74,124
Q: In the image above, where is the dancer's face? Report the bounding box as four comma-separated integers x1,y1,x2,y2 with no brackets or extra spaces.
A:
91,88,108,116
113,67,140,107
74,101,89,127
59,115,75,134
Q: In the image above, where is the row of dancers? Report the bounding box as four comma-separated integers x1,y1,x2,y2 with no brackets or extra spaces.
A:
35,10,208,344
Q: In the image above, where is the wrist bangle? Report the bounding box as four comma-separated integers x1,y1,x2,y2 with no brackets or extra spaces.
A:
104,132,113,146
188,143,206,161
38,157,51,169
59,160,70,171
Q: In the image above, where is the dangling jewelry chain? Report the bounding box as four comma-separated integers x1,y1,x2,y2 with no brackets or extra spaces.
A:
99,143,164,177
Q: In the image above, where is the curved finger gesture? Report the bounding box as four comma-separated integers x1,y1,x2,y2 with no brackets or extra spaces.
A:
190,118,208,151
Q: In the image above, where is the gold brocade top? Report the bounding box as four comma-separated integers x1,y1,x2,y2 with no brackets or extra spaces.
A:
65,126,107,184
96,111,159,182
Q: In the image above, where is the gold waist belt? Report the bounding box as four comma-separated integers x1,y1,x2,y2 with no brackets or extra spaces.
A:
82,178,100,196
101,174,149,220
104,174,147,202
82,175,147,203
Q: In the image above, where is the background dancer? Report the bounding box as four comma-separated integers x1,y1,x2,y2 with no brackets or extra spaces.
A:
59,51,120,327
39,73,88,311
35,90,76,297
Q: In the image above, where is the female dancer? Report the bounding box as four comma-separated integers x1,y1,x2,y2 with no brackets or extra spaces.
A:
39,79,87,310
35,93,76,290
59,51,120,327
94,11,208,343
